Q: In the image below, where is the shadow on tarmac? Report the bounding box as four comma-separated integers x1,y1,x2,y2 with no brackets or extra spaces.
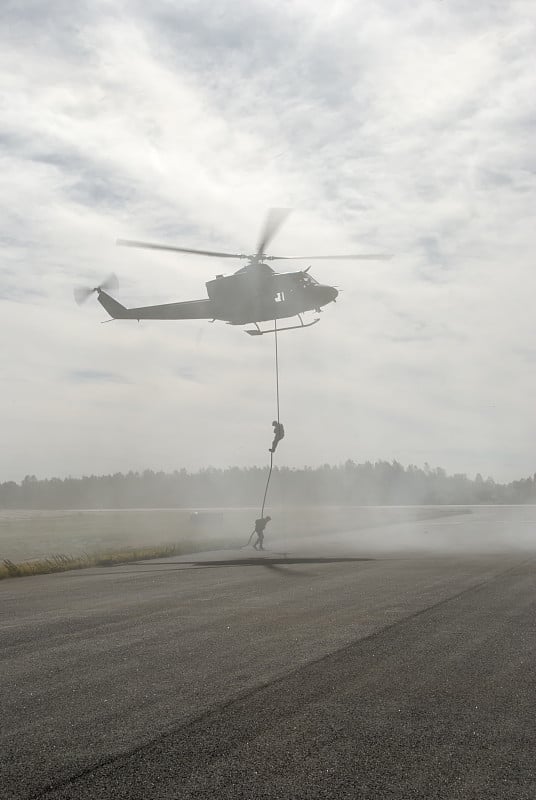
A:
101,556,377,579
186,556,376,568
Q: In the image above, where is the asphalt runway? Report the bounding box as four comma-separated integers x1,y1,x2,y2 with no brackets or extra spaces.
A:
2,507,536,799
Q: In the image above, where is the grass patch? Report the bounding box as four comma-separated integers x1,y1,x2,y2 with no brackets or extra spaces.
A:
0,541,215,580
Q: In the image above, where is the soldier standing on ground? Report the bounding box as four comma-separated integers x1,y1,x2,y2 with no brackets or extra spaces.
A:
252,516,271,550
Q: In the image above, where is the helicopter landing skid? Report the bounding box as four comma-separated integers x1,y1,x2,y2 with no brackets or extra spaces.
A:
246,315,320,336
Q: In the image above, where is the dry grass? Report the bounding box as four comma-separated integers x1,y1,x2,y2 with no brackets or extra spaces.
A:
0,541,213,580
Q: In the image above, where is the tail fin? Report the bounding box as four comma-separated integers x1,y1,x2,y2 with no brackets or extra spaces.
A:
97,290,130,319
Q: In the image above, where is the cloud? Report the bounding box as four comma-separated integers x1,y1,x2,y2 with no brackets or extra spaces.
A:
66,369,128,383
1,1,536,482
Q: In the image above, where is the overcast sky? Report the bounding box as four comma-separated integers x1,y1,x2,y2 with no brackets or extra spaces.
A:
1,0,535,483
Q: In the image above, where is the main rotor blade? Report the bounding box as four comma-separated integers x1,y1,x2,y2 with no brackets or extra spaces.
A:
117,239,246,259
266,254,393,261
256,208,291,256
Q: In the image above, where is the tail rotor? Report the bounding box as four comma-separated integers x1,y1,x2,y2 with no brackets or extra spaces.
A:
74,273,119,305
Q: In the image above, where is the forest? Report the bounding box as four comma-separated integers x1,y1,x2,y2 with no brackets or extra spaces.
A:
1,461,536,509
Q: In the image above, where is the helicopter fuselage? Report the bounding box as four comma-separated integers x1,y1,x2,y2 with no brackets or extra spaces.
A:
205,270,337,324
97,268,338,326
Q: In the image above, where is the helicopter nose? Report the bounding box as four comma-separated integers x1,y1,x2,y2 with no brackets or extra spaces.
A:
318,285,338,304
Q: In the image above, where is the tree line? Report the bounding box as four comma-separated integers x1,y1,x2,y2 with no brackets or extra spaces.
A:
1,461,536,508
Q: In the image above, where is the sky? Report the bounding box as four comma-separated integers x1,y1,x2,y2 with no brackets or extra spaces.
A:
1,0,535,483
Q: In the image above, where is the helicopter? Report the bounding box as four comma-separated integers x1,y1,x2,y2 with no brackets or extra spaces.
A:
75,209,390,335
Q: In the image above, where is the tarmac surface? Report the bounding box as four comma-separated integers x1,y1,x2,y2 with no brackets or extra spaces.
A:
2,506,536,799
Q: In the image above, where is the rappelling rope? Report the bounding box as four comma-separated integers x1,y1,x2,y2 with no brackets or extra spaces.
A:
246,321,280,546
261,319,279,518
260,451,274,520
274,316,281,425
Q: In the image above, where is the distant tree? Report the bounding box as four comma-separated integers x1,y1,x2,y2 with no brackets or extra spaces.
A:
1,461,536,509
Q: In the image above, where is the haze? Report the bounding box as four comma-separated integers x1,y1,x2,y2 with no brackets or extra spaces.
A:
1,1,535,483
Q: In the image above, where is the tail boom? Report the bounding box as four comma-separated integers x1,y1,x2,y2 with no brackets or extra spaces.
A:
97,291,214,320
